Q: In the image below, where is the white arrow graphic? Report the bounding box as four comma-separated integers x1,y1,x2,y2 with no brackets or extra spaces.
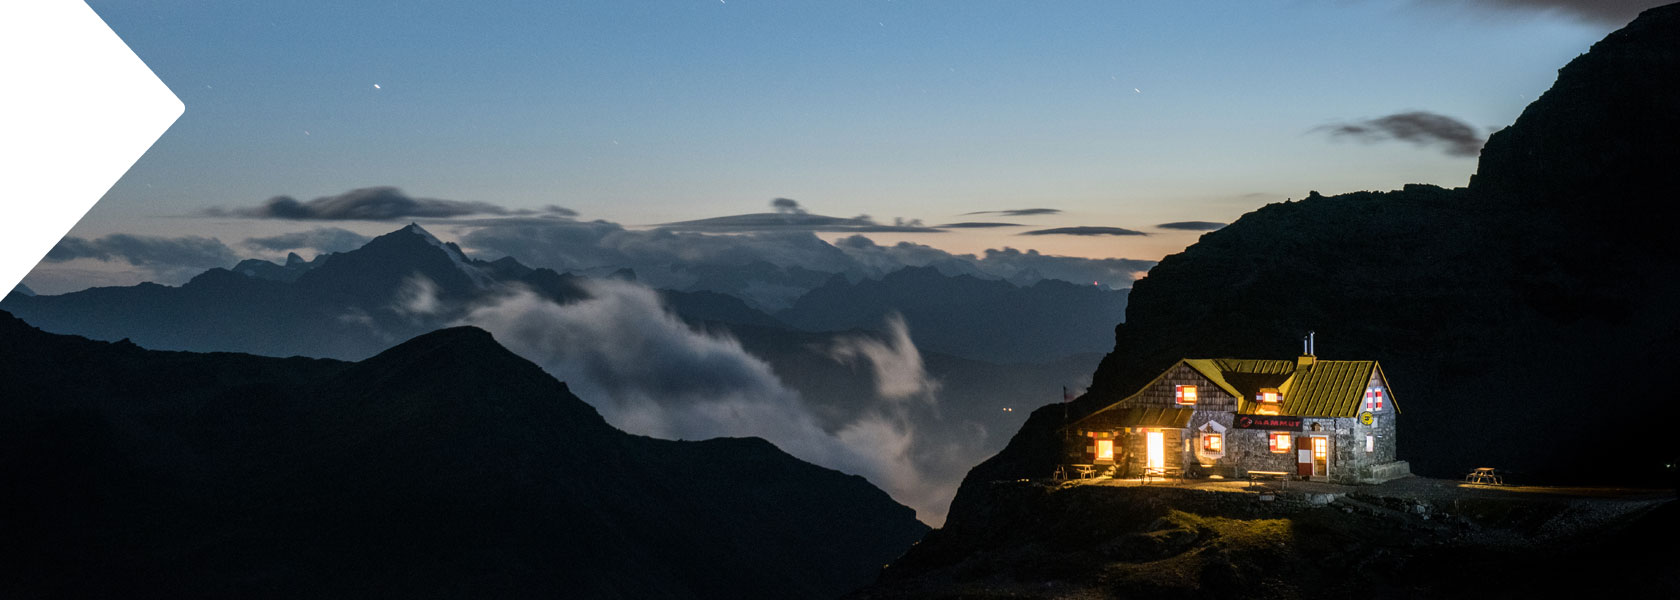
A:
0,0,184,294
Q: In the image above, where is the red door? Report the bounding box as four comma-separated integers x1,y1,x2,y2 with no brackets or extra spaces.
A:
1296,436,1313,477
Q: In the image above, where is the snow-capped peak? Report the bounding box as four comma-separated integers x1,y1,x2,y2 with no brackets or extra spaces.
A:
400,222,493,288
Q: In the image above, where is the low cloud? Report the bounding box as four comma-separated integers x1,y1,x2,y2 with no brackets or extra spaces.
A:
452,279,953,523
393,274,443,317
1319,111,1485,158
211,186,531,221
1156,221,1226,231
1021,226,1148,236
828,313,940,402
1420,0,1664,24
44,234,239,282
963,208,1061,217
243,227,372,254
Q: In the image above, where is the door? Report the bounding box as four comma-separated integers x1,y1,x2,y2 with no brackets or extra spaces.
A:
1146,431,1165,471
1312,436,1330,477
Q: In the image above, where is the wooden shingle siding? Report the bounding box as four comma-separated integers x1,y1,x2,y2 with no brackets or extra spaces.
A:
1128,363,1237,412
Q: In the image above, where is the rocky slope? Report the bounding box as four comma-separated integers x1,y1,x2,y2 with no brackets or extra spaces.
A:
855,481,1677,599
0,310,927,599
945,3,1680,525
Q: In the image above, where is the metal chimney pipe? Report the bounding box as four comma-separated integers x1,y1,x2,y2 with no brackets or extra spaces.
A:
1308,331,1316,355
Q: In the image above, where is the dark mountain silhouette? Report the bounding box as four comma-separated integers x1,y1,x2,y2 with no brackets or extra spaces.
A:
777,266,1128,364
674,261,840,311
231,251,321,283
9,282,34,297
947,2,1680,526
0,310,926,599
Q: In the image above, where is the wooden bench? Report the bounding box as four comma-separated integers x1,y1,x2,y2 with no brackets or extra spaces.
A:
1247,470,1290,490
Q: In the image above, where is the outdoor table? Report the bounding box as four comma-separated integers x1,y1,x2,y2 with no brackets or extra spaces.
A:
1247,470,1290,490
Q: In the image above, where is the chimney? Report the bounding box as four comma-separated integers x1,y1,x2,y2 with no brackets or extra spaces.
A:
1297,331,1316,369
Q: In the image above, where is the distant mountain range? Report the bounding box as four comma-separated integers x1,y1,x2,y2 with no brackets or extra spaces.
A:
949,1,1680,527
777,267,1126,364
4,223,1124,365
0,310,926,598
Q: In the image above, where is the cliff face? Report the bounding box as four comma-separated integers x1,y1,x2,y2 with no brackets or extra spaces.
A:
947,3,1680,526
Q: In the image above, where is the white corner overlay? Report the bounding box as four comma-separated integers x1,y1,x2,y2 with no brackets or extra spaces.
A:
0,0,184,294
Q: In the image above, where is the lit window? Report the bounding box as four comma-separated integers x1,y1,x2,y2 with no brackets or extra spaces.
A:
1256,388,1280,403
1202,433,1223,452
1313,438,1328,461
1268,432,1292,453
1095,439,1114,461
1366,434,1375,453
1175,385,1197,406
1365,388,1386,411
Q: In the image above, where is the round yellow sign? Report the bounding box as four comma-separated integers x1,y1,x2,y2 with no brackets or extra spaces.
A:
1359,411,1375,426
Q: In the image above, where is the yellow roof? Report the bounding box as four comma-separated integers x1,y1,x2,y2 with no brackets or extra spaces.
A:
1178,357,1395,417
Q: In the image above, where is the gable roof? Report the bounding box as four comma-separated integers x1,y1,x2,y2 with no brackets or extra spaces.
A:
1084,356,1398,423
1261,360,1377,417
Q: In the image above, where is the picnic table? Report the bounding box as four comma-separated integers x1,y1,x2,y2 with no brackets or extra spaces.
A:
1247,470,1290,490
1070,464,1097,479
1465,467,1504,485
1142,466,1182,485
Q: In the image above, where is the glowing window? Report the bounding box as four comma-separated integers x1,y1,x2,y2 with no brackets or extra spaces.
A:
1365,388,1386,411
1175,385,1198,406
1268,432,1292,453
1256,388,1280,403
1202,433,1223,452
1095,439,1114,461
1313,438,1328,460
1366,434,1375,453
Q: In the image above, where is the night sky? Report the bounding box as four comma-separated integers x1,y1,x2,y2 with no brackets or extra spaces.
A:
23,1,1646,292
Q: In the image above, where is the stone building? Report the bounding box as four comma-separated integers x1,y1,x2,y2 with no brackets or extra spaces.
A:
1065,350,1410,484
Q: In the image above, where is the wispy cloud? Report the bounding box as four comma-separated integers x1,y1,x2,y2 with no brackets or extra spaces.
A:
962,208,1061,217
658,199,941,233
44,234,238,282
828,313,940,402
1418,0,1665,25
452,279,953,523
243,227,372,254
1156,221,1226,231
1318,111,1485,158
209,186,536,221
935,222,1021,229
1020,226,1147,236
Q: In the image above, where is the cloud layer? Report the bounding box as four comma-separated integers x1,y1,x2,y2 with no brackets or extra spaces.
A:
1320,111,1485,157
211,187,538,221
44,234,238,281
1156,221,1226,231
1423,0,1666,24
963,208,1061,217
243,227,372,254
1021,226,1148,236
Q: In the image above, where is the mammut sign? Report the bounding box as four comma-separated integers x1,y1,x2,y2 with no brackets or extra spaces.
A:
1235,415,1302,430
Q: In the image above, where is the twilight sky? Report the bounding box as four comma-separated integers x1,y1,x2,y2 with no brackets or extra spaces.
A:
23,0,1656,293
